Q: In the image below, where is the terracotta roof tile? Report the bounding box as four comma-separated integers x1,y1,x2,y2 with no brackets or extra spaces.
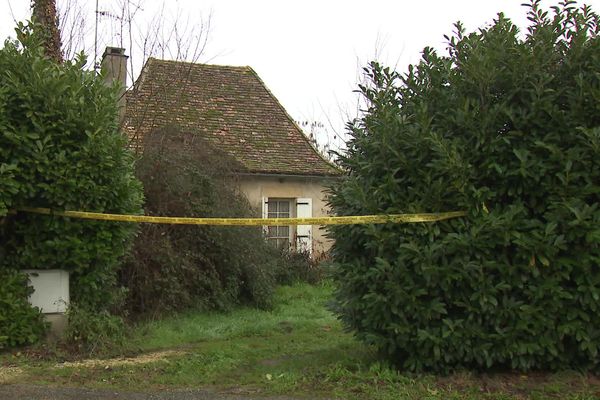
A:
124,58,340,176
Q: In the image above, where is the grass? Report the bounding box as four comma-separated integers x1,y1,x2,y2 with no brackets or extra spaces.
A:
130,281,338,350
3,281,600,399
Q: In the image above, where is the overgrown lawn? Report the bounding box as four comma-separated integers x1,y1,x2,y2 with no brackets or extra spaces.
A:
2,282,600,399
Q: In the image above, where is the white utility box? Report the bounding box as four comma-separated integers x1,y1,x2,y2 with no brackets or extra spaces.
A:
23,269,70,313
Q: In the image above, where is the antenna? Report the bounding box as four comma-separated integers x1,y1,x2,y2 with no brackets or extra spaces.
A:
94,0,99,71
93,0,143,72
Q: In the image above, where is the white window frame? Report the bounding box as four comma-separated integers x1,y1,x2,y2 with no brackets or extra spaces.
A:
262,197,313,255
263,198,293,249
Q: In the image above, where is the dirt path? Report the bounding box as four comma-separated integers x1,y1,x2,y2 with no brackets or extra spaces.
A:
0,350,185,385
55,350,186,369
0,385,310,400
0,366,23,384
0,350,319,399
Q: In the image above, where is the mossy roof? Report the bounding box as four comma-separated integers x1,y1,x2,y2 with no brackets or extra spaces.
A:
124,58,340,176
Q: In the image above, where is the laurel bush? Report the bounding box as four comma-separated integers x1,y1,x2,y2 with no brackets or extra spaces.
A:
0,270,47,349
0,24,143,346
328,1,600,372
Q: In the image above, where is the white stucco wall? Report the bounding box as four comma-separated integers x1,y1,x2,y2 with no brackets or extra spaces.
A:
238,174,336,257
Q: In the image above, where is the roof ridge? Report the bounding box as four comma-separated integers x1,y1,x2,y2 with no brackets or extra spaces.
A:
147,57,251,71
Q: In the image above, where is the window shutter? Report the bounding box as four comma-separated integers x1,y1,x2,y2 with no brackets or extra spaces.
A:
296,198,312,255
262,197,269,219
262,197,270,235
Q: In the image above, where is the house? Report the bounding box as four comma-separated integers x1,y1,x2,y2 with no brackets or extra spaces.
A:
101,48,341,257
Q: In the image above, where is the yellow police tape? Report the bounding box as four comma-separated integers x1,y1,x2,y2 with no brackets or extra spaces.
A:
15,207,467,226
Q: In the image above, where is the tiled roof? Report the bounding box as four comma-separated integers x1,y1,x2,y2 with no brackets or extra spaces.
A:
124,58,340,176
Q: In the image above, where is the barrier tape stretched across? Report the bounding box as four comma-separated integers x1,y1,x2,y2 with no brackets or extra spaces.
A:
14,207,467,226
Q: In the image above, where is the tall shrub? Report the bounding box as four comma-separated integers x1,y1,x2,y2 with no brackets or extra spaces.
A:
329,1,600,372
120,127,280,316
0,24,143,345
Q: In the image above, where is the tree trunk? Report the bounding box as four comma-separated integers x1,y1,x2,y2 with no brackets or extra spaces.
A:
31,0,62,62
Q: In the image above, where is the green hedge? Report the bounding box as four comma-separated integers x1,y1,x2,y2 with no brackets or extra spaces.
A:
328,1,600,372
0,24,143,346
0,270,46,349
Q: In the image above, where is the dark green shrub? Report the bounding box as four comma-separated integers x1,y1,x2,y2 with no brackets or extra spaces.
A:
0,270,47,349
329,1,600,372
120,127,281,316
275,250,324,285
0,24,143,346
64,304,126,355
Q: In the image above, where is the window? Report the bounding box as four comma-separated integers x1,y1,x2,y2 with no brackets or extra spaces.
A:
262,197,313,255
266,199,291,249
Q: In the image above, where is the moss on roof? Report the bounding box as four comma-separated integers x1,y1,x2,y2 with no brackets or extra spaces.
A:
124,58,340,176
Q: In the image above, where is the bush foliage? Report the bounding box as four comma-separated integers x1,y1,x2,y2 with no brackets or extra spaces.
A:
0,24,143,346
329,1,600,372
275,250,325,285
0,270,47,349
120,128,284,316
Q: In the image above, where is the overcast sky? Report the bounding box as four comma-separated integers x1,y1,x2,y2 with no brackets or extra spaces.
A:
2,0,599,150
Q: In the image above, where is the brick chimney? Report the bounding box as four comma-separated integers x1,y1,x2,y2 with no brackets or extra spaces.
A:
101,47,128,121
